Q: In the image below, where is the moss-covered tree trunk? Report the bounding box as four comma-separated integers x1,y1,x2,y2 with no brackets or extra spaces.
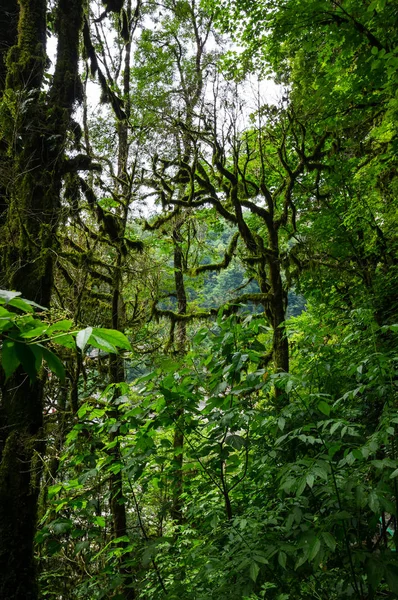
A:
0,1,19,92
0,0,19,222
0,1,84,598
171,218,187,524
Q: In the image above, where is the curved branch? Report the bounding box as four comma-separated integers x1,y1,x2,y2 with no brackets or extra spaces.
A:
188,232,240,275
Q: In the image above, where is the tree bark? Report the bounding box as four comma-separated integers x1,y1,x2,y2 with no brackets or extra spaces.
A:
171,220,187,524
0,1,84,597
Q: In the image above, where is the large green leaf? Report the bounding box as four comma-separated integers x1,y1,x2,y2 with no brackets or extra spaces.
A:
386,564,398,594
15,340,40,381
366,558,384,591
91,328,131,350
308,537,321,561
249,560,260,582
1,339,21,379
47,320,74,334
41,345,66,381
0,290,21,302
20,325,49,339
8,297,35,313
225,434,246,450
318,400,331,416
52,333,76,349
0,310,14,333
321,532,336,552
89,335,117,354
76,327,93,351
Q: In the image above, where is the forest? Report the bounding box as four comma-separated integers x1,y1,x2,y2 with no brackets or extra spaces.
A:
0,0,397,598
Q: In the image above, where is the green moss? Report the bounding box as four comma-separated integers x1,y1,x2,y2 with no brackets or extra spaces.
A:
5,0,46,91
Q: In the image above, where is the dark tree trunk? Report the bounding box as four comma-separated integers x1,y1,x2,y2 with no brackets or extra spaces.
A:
268,229,289,375
171,221,187,524
0,1,84,597
0,0,19,95
108,276,136,599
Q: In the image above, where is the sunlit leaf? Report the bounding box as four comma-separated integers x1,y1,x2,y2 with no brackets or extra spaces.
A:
76,327,93,351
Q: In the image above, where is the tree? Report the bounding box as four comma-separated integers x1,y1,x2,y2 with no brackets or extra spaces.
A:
0,1,87,597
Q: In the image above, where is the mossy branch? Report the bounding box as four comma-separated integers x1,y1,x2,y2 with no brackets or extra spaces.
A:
152,306,216,323
231,293,271,305
63,155,102,174
188,232,239,275
143,208,180,231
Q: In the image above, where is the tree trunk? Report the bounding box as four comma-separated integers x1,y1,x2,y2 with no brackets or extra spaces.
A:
171,221,187,524
0,1,84,597
268,229,289,375
107,4,136,592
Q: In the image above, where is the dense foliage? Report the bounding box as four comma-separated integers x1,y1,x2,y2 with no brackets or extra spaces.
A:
0,0,397,599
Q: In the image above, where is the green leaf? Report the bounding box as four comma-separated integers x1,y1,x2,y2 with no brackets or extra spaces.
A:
225,434,246,450
308,537,321,561
193,329,208,344
249,561,260,582
278,551,287,569
41,346,65,381
386,564,398,594
21,298,47,311
77,403,90,418
0,319,14,333
2,339,21,379
75,541,90,554
252,553,268,564
15,341,39,381
322,532,336,551
296,476,306,497
48,484,63,499
89,334,117,354
318,400,331,416
0,290,21,302
306,473,315,489
88,408,106,420
91,328,131,350
53,519,73,535
76,327,93,351
352,449,362,460
30,345,44,372
366,558,384,591
286,379,293,393
20,325,48,339
368,490,380,513
0,291,45,311
94,516,106,528
286,513,295,531
52,333,76,349
294,554,307,570
8,297,35,313
47,320,74,333
390,468,398,479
